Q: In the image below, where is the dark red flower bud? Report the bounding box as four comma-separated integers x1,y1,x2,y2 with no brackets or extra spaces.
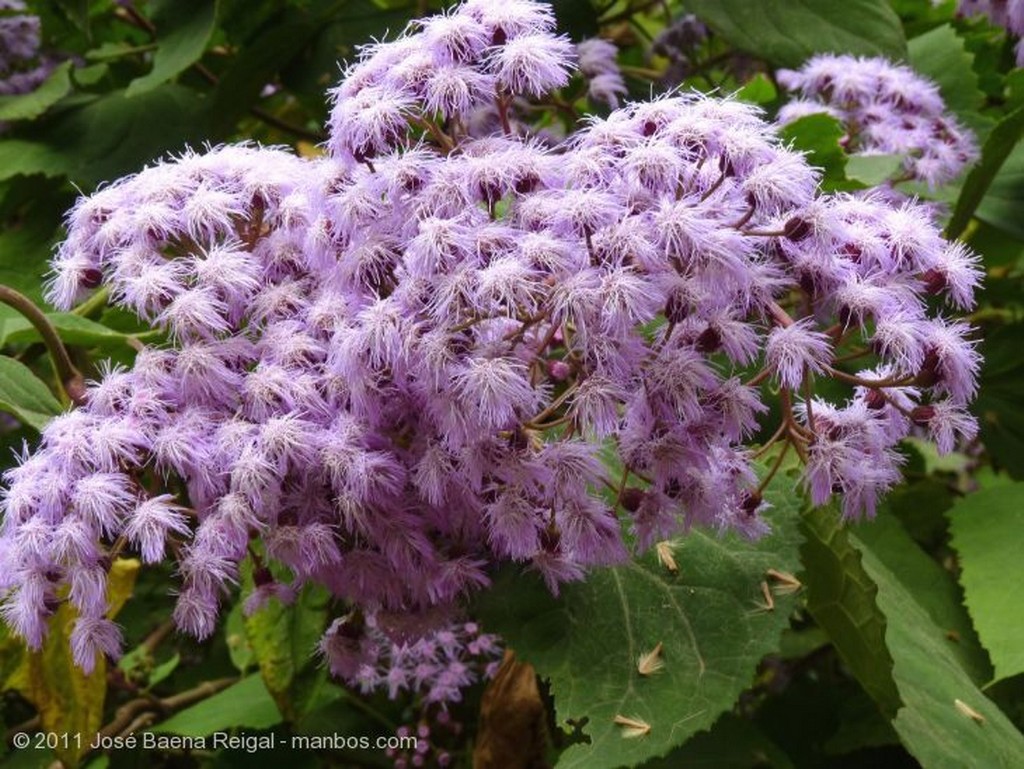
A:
911,405,935,426
783,216,812,242
665,292,689,324
620,487,645,513
81,268,103,289
864,389,887,410
695,325,722,353
920,268,947,296
915,349,941,387
740,491,762,516
540,524,561,553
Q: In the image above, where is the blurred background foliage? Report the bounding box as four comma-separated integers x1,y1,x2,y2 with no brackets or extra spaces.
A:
1,1,1024,768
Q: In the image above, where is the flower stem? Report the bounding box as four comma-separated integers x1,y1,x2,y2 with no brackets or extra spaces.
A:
0,285,86,405
72,285,110,317
755,440,791,497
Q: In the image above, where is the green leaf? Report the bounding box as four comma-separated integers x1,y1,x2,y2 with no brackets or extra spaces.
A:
975,142,1024,241
975,323,1024,478
0,62,73,122
639,713,795,769
946,103,1024,240
225,601,255,673
150,675,283,736
0,140,68,182
886,476,954,553
779,113,848,187
907,24,984,117
0,313,129,349
477,474,805,769
853,512,991,685
125,0,219,98
278,0,417,121
293,681,392,739
845,154,904,187
86,42,159,62
684,0,906,67
551,0,600,38
243,581,330,721
48,85,211,187
210,13,322,135
14,560,138,768
853,531,1024,768
0,191,68,300
0,355,62,430
799,505,901,717
948,483,1024,683
735,73,778,105
822,690,899,755
148,654,179,687
0,84,211,187
73,64,109,88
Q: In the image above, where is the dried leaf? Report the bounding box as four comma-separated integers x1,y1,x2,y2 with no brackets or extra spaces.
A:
474,651,549,769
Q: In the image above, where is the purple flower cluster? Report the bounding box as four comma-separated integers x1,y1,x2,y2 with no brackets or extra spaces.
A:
577,38,628,109
321,614,498,767
0,1,57,97
321,616,500,704
328,0,575,159
0,0,982,690
958,0,1024,64
651,14,710,87
777,55,978,187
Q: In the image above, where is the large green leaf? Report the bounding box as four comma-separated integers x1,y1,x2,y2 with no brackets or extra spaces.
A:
853,531,1024,768
975,142,1024,240
639,713,794,769
845,154,904,187
10,560,138,768
0,313,131,349
0,355,63,430
975,323,1024,479
150,675,282,736
853,512,991,685
0,62,73,122
243,579,331,721
779,114,848,189
0,140,68,182
800,505,901,718
210,13,323,135
278,0,418,121
477,474,805,769
125,0,219,98
0,85,210,188
947,483,1024,683
947,104,1024,240
0,187,69,302
907,24,984,118
684,0,906,67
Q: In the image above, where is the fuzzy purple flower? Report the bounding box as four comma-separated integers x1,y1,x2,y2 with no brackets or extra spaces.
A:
778,55,978,187
0,0,984,701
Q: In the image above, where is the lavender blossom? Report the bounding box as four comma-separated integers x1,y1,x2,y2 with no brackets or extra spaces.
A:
777,55,978,187
0,2,58,100
577,38,628,109
327,0,574,161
